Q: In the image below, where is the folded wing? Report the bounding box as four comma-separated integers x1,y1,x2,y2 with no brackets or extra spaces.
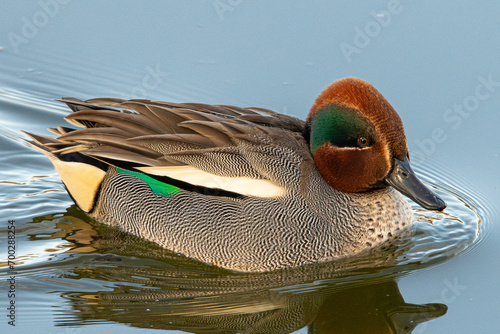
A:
26,97,311,201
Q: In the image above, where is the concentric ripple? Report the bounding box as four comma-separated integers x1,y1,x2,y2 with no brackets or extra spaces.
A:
400,159,487,267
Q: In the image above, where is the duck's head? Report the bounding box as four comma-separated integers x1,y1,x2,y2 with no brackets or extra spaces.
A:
304,77,446,211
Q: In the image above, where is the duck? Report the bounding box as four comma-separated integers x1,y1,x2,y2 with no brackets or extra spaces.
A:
25,77,446,272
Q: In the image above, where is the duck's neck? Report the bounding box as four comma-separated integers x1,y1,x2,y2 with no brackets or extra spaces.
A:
304,171,414,257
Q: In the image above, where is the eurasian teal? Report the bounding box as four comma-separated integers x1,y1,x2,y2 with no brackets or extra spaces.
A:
25,77,446,272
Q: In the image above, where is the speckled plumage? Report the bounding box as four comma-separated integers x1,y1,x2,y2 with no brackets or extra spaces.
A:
94,157,412,272
25,77,445,272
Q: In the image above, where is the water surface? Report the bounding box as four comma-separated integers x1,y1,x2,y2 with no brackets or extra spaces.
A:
1,2,499,333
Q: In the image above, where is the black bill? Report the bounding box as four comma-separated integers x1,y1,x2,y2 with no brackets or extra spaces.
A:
385,157,446,211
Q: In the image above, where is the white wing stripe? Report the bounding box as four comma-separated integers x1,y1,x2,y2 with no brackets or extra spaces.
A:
137,166,286,198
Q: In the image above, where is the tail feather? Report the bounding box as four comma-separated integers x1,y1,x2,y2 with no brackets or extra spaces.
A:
23,130,106,213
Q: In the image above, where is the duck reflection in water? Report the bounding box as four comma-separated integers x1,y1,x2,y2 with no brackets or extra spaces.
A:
59,267,446,333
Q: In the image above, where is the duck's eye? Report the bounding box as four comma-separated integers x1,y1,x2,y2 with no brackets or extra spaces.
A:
357,136,369,148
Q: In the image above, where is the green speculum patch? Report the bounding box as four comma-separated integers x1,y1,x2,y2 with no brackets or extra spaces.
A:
117,168,181,197
310,105,376,153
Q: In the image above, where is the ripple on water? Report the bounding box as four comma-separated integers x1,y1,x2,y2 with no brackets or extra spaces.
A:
396,159,489,271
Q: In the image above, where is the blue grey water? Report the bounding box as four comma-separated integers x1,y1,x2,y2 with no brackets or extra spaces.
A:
0,1,499,333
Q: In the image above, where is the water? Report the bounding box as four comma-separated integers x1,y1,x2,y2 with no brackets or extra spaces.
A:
1,1,499,333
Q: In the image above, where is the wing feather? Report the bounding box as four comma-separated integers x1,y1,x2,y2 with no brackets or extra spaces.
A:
37,97,310,196
65,110,165,135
